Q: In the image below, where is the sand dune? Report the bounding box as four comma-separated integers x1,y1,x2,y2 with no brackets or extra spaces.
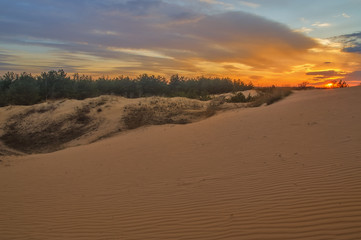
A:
0,96,210,154
1,87,361,239
0,90,258,154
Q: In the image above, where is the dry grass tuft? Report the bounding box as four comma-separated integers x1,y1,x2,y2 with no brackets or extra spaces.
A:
123,105,157,129
122,98,206,130
205,99,224,117
249,88,292,107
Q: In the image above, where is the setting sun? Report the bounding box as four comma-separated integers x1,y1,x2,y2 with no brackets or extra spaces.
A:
325,83,335,88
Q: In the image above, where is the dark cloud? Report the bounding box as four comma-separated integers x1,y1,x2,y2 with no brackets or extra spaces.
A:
0,0,317,73
306,70,346,80
343,45,361,53
306,70,344,76
334,32,361,54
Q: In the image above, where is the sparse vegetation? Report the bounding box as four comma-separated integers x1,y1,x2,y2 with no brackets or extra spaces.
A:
227,92,253,103
122,98,205,130
335,80,349,88
295,81,315,90
250,87,292,107
205,99,226,117
123,105,157,129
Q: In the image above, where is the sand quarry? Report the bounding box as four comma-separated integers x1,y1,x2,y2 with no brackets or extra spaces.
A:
0,87,360,239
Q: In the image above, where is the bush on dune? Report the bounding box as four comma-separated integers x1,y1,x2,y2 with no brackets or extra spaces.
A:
250,87,292,107
227,92,253,103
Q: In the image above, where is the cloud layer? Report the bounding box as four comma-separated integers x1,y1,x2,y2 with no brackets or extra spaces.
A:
306,70,346,79
0,0,318,77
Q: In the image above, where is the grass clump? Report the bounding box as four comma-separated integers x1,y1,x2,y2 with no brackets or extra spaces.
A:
122,98,207,130
227,92,253,103
123,105,156,129
250,87,292,107
205,99,225,117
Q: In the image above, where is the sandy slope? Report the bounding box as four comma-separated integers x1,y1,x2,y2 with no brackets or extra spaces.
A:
1,87,361,239
0,90,258,154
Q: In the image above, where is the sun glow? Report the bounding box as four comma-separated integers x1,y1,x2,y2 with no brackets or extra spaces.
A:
325,83,335,88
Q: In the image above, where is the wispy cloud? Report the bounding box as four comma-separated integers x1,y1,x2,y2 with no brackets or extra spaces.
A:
294,27,313,34
312,22,331,27
335,13,351,18
239,1,260,8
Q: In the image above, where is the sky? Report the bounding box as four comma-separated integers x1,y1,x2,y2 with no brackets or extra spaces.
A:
0,0,361,86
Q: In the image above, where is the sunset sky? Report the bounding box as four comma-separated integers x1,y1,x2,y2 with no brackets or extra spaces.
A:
0,0,360,86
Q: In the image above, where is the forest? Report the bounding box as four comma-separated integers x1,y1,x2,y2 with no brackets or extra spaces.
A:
0,70,253,106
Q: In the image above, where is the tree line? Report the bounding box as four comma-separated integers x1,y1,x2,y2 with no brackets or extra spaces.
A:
0,70,253,106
